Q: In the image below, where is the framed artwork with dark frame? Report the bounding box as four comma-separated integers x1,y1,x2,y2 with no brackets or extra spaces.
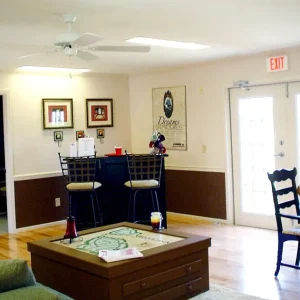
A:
76,130,85,140
54,131,63,141
96,128,105,138
86,98,113,128
42,98,73,129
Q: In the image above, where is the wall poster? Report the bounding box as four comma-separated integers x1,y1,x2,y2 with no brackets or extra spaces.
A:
152,86,187,150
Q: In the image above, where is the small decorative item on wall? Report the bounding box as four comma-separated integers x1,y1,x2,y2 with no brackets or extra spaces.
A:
86,99,113,128
54,131,63,147
42,99,73,129
152,86,187,150
54,131,63,141
97,128,105,144
96,128,105,138
76,130,85,140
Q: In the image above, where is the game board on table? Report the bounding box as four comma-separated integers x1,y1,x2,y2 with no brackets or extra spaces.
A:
53,226,184,256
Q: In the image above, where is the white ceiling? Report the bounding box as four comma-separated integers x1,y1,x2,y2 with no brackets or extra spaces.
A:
1,0,300,74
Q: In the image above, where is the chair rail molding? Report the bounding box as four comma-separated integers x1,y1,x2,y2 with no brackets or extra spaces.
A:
14,171,62,181
165,165,224,173
13,166,225,182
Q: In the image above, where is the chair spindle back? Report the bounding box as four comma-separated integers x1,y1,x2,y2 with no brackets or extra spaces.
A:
126,153,163,186
267,167,300,232
58,153,97,186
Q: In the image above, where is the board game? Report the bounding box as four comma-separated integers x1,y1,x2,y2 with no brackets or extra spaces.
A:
54,226,184,255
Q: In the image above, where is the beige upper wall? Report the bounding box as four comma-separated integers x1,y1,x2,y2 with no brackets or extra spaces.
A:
129,47,300,171
2,72,130,176
5,47,300,177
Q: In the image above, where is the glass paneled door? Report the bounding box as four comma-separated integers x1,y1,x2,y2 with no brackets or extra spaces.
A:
230,84,297,230
288,82,300,174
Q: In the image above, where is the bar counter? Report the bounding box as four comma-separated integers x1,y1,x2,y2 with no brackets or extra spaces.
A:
75,155,167,229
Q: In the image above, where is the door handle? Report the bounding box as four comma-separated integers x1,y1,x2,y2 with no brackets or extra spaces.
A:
274,152,285,157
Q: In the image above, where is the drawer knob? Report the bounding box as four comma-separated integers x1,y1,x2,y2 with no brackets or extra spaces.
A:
140,282,146,288
186,285,193,291
186,266,192,273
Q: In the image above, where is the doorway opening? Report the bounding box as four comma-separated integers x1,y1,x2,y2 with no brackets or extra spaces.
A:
0,96,7,233
228,81,300,230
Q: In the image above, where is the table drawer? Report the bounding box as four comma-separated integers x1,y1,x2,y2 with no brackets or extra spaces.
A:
123,259,205,297
143,276,208,300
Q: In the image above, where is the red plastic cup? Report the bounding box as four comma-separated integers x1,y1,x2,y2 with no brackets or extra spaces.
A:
115,146,122,155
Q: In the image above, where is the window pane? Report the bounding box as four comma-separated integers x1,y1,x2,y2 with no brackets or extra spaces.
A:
238,97,275,215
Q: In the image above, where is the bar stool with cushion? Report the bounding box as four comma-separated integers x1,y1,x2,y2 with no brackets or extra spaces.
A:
58,153,102,228
124,151,163,224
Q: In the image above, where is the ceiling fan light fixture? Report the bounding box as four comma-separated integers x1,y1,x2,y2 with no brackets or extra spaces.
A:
64,46,78,56
126,37,211,50
18,66,91,73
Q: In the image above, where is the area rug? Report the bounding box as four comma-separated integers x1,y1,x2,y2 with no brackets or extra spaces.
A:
190,284,269,300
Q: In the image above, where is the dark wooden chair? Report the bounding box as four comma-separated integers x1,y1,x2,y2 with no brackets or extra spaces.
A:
267,167,300,276
124,151,163,224
58,153,102,228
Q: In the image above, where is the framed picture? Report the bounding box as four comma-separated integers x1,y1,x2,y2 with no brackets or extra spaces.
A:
96,128,105,138
152,86,187,150
86,99,113,128
42,99,73,129
76,130,85,140
54,131,63,141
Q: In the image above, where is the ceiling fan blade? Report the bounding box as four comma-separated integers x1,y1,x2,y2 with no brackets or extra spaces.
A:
77,50,98,61
91,45,151,53
18,47,61,59
18,53,44,59
73,33,102,47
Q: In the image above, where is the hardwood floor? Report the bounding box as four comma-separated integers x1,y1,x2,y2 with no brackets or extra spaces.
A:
0,216,299,300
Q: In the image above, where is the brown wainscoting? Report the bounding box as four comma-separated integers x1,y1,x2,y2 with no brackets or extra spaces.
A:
165,170,226,220
14,176,68,228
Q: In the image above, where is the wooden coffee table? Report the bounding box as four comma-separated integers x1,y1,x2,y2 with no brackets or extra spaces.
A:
28,222,211,300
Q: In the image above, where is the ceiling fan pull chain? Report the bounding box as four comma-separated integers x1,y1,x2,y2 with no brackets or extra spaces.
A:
68,56,72,79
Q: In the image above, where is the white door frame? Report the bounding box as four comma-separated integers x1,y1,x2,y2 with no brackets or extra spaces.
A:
2,90,16,233
224,79,300,227
224,87,234,225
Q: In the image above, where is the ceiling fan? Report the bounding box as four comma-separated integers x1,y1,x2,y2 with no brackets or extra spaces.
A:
19,14,150,60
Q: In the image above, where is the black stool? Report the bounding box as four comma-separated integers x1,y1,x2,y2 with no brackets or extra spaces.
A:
58,153,102,229
124,152,163,224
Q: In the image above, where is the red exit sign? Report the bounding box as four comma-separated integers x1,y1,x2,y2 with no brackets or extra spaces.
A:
267,55,288,72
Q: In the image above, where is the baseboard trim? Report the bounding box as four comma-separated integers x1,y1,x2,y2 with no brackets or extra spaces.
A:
14,213,228,233
167,211,228,225
15,219,66,233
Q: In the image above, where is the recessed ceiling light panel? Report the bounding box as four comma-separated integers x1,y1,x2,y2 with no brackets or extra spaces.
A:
126,37,211,50
18,66,91,73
